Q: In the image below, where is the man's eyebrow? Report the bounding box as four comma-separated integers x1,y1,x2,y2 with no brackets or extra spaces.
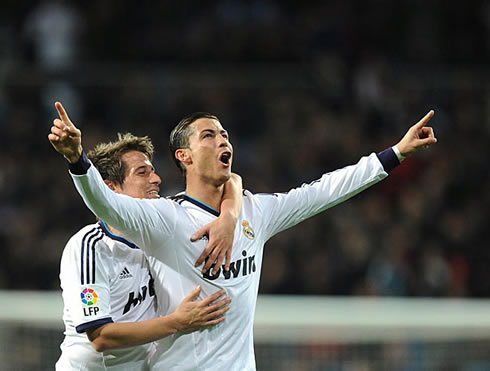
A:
134,164,150,172
199,128,228,138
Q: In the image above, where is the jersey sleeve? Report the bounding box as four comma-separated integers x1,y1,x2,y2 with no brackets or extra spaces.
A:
60,226,114,333
255,152,394,241
69,152,177,257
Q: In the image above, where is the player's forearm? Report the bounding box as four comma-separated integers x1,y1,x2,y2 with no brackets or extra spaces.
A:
311,148,399,210
221,173,243,221
303,153,389,213
72,161,136,231
264,152,394,238
87,313,182,352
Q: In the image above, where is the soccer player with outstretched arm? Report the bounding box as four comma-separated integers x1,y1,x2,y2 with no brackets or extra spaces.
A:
49,102,436,370
54,133,241,370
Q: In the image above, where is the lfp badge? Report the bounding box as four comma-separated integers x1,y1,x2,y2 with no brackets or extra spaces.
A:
242,221,255,240
81,288,98,305
81,288,100,316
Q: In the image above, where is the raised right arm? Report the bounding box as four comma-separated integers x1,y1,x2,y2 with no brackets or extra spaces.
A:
48,102,175,253
71,154,176,251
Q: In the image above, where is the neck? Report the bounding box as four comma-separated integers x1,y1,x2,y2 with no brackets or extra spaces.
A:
185,176,225,211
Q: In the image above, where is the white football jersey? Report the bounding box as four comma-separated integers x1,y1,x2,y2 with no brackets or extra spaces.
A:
56,221,158,371
69,150,397,370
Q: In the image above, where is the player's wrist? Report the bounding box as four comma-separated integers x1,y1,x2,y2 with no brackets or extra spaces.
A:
166,312,186,334
64,146,83,164
220,209,239,224
392,145,408,162
68,150,92,175
65,154,81,164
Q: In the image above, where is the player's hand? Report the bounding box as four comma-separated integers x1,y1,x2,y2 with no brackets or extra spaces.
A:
396,110,437,158
192,212,237,275
173,286,231,331
48,101,83,163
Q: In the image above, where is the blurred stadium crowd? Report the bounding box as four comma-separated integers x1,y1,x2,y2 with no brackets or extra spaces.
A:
0,0,489,297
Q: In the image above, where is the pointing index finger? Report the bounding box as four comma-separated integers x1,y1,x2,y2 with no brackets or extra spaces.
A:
415,110,435,129
55,101,72,125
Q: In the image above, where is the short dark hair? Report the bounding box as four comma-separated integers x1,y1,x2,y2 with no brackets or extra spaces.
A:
169,112,219,174
87,133,154,185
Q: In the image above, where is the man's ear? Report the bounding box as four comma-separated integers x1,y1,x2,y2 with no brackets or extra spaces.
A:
175,149,192,166
104,179,117,191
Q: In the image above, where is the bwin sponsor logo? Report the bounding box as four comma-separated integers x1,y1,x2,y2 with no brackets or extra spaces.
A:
203,250,256,280
123,275,156,314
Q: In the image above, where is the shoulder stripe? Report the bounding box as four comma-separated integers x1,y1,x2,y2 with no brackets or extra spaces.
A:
169,194,186,205
98,221,139,249
90,234,104,284
80,227,100,285
169,194,185,201
80,227,102,285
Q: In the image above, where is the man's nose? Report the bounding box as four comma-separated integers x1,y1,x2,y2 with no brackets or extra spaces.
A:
218,135,229,147
151,172,161,185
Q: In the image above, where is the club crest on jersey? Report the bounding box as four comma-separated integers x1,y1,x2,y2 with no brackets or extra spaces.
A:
242,221,255,240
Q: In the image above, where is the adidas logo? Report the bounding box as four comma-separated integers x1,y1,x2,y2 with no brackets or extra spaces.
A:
119,267,133,279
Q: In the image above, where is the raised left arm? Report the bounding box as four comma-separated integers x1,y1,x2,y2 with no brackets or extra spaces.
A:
256,110,437,242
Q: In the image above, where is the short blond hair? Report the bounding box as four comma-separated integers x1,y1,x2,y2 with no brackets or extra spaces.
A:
87,133,154,185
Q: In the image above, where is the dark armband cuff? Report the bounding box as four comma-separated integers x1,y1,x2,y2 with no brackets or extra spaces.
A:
376,147,400,173
68,151,92,175
76,317,113,333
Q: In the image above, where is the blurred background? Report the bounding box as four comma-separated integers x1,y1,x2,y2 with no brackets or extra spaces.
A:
0,0,489,369
1,0,488,297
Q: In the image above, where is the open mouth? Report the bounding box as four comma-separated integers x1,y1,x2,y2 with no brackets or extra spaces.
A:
219,152,231,166
147,190,160,198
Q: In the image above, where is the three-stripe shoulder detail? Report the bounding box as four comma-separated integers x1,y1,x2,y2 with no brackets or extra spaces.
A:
80,226,104,285
169,194,186,205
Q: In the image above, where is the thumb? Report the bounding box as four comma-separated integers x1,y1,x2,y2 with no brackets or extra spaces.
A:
418,136,437,147
184,285,201,302
191,225,209,242
63,125,79,136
